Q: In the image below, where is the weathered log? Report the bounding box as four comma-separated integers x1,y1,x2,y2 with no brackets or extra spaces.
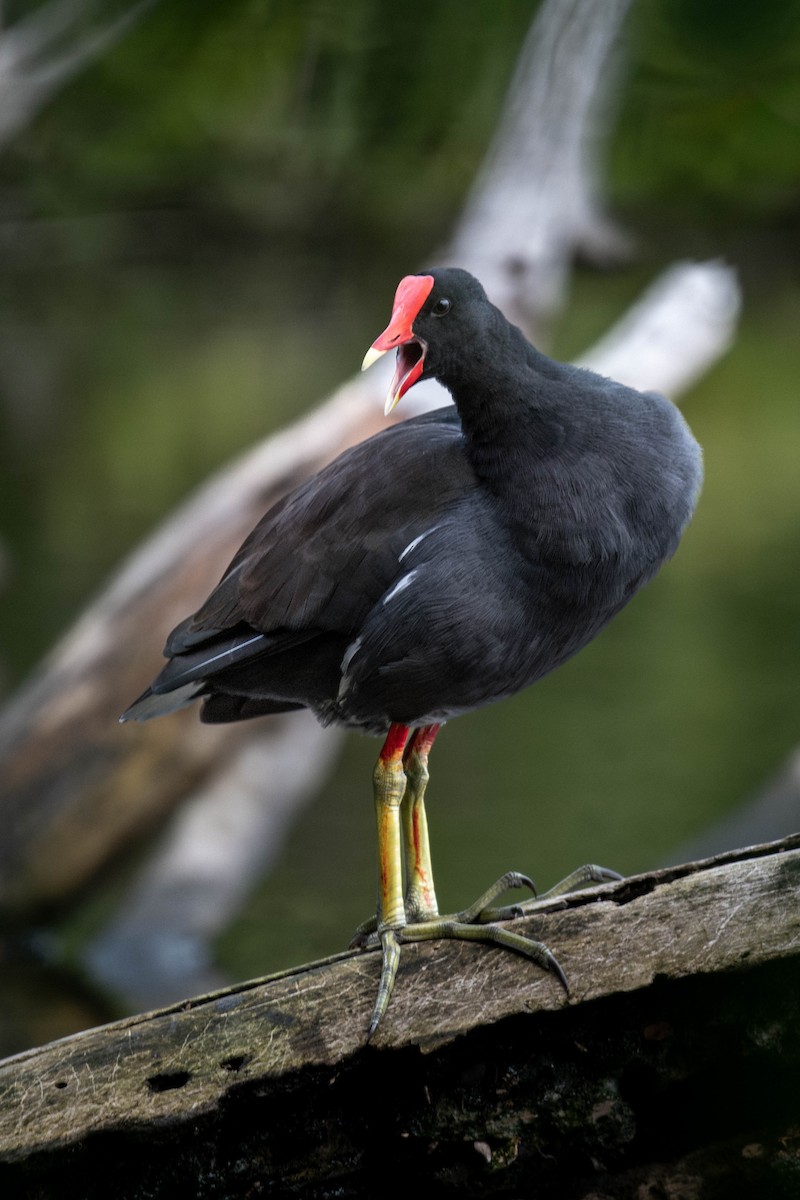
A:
1,836,799,1197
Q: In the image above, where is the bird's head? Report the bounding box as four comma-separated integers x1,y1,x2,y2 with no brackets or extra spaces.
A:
362,268,489,414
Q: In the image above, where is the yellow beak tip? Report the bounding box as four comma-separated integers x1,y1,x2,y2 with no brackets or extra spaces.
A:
361,345,386,372
384,392,401,416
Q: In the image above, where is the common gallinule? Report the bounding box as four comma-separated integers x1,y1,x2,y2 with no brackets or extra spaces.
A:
122,268,702,1035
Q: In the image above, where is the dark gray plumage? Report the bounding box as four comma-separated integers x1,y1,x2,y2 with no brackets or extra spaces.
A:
122,268,702,734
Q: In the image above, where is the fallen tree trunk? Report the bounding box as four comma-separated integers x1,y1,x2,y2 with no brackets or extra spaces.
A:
2,835,799,1198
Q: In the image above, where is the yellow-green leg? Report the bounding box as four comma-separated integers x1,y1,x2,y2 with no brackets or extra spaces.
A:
401,724,441,921
359,722,621,1038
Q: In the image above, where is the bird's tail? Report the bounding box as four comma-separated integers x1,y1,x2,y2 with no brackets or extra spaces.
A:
119,681,204,723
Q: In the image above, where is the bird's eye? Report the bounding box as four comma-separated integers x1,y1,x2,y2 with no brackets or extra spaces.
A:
431,297,451,317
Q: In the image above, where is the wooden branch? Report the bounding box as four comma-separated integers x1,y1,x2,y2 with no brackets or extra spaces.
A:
0,0,157,150
449,0,635,330
578,259,741,394
82,711,344,1010
2,837,799,1196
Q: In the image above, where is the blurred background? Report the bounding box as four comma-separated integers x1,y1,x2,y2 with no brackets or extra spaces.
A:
0,0,799,1055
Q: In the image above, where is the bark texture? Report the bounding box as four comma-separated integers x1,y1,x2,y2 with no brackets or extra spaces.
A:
1,836,799,1198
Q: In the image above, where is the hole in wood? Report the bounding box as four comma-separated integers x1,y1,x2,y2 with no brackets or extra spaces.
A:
146,1070,192,1093
54,1080,68,1089
220,1054,250,1073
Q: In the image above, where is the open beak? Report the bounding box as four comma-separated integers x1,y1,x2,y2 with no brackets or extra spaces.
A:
362,274,434,414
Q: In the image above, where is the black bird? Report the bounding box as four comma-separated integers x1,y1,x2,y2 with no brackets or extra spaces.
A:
122,268,702,1034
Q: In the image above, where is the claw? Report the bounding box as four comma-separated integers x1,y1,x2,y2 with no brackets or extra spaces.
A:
539,863,622,901
484,863,623,921
349,914,378,948
513,872,538,897
546,951,570,996
368,928,402,1039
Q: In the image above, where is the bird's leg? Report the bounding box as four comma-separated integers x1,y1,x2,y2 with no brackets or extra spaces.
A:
358,730,613,1037
368,722,411,1038
401,724,441,922
387,736,569,1023
348,723,441,948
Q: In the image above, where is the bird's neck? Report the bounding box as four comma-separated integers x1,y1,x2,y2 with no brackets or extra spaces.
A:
443,324,571,494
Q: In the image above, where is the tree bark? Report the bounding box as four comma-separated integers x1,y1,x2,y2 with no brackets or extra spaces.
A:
1,836,799,1197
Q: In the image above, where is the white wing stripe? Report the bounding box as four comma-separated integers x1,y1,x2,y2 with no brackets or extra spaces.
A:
382,570,418,606
399,526,439,561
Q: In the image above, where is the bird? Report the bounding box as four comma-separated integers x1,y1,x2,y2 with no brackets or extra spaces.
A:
122,267,703,1036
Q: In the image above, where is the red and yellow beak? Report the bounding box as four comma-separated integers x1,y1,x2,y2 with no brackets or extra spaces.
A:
362,274,434,414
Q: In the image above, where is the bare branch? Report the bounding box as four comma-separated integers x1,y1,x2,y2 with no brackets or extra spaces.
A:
578,259,741,393
0,0,156,149
449,0,635,332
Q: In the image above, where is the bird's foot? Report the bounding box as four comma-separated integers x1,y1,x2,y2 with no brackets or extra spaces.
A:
360,870,573,1037
363,914,568,1039
355,867,620,1036
452,869,537,922
349,916,378,949
349,868,538,948
402,915,569,990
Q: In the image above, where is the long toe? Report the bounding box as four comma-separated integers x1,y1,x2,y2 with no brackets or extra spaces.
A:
401,916,569,995
453,870,538,924
484,862,623,921
540,863,623,900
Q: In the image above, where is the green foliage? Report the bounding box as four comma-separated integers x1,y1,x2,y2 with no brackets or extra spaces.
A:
614,0,800,217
